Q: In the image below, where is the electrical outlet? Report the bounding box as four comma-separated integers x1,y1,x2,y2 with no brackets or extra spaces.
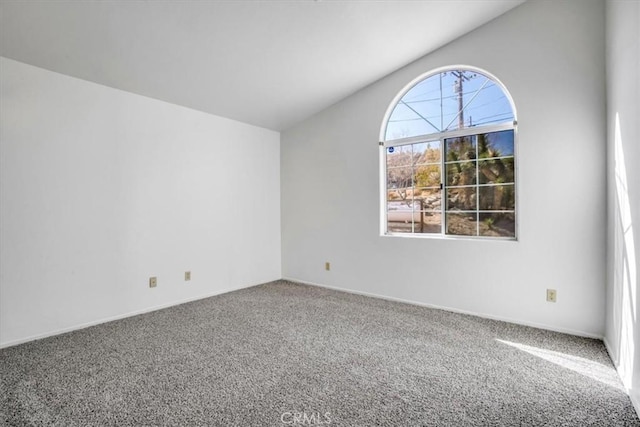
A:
185,271,191,281
325,262,330,271
546,289,557,303
149,277,157,288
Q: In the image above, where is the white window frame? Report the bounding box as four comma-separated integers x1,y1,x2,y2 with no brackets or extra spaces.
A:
379,66,518,240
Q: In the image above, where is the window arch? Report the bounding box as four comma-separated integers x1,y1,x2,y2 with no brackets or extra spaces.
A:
381,66,517,239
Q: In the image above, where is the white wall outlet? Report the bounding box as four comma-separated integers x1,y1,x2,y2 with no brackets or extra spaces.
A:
546,289,557,302
185,271,191,281
149,277,157,288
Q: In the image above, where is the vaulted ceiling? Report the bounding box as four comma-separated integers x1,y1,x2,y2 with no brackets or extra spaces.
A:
1,0,525,131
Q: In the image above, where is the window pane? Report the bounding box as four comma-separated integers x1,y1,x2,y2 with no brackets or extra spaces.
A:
417,212,442,234
446,212,478,236
414,188,442,210
387,220,414,233
447,187,476,211
445,161,476,186
387,189,405,202
478,185,515,211
386,145,412,168
478,157,514,184
445,135,476,161
388,200,420,215
387,167,413,193
415,164,441,188
413,141,441,164
387,187,413,203
479,212,515,238
478,130,514,159
444,73,515,131
388,200,420,233
463,80,515,128
385,77,443,140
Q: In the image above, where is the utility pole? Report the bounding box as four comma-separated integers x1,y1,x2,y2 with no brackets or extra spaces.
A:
450,71,475,129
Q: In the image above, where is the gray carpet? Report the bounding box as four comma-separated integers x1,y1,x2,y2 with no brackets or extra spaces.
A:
1,280,639,426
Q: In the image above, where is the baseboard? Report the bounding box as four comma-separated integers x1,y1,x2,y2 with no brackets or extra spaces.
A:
603,337,640,419
0,281,257,349
283,276,604,340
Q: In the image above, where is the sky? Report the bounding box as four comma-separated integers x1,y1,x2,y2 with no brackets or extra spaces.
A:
385,69,514,141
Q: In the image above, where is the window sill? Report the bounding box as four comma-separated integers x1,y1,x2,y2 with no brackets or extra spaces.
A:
380,232,517,242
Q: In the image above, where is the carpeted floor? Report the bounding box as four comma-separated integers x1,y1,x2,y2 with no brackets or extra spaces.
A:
1,280,639,426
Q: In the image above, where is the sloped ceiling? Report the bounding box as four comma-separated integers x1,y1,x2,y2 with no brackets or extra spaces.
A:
0,0,525,131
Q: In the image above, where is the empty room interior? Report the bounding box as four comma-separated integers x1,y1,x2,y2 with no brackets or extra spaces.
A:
1,0,639,425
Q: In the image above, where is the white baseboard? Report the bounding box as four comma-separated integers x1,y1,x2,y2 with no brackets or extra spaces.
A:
603,337,640,419
0,282,257,349
283,276,604,340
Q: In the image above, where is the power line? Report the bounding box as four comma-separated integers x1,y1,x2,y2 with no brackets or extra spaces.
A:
402,83,497,106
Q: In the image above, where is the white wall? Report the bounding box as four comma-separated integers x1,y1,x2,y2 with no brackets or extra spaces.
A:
281,0,606,337
605,0,640,414
0,57,281,347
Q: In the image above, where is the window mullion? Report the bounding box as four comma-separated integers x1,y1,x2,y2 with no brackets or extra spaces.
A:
476,134,480,236
411,149,416,234
441,138,446,235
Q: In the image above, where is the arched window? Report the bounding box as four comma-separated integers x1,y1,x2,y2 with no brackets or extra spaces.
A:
381,66,517,239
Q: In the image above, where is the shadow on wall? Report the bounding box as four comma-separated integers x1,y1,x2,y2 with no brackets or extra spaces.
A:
612,112,637,391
